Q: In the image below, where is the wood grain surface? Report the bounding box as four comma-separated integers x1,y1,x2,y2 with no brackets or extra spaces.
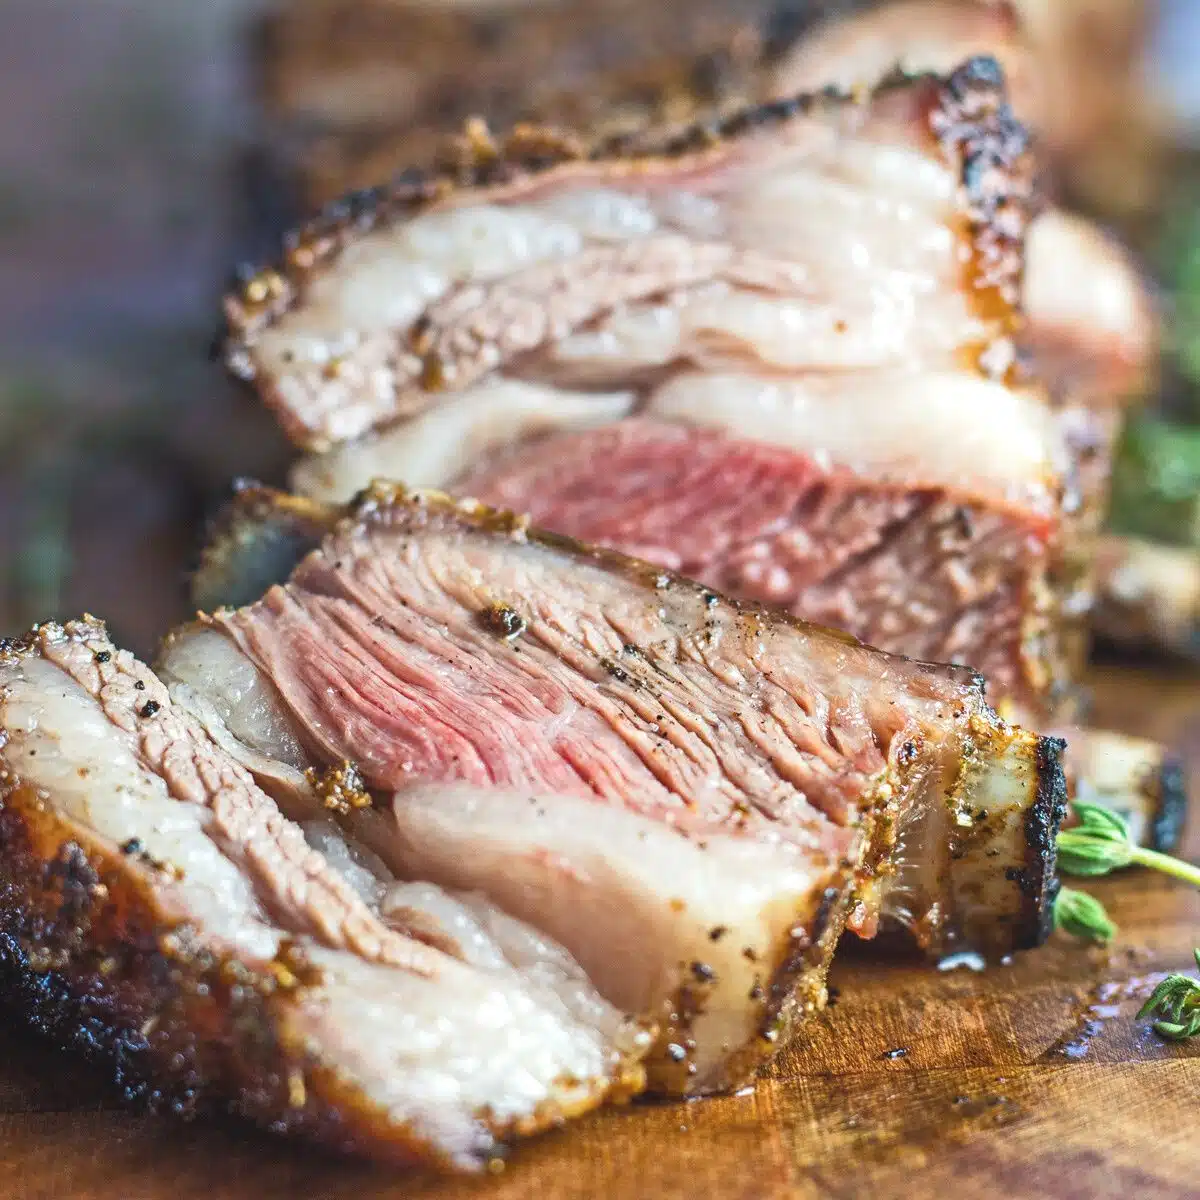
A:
0,663,1196,1200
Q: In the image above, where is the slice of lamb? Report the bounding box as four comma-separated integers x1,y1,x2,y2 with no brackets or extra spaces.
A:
225,62,1034,454
0,619,645,1170
226,63,1060,709
165,483,1066,1095
188,483,1189,860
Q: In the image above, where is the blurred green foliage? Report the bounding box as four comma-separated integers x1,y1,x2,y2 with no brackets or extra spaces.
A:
1157,185,1200,410
1110,416,1200,547
1107,172,1200,547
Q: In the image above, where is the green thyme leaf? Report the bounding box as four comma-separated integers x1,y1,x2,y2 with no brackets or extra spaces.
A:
1054,887,1117,944
1056,802,1135,877
1137,950,1200,1041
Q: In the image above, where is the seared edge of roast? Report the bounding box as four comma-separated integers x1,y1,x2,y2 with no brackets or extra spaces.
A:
190,482,1067,960
0,621,647,1169
224,56,1036,442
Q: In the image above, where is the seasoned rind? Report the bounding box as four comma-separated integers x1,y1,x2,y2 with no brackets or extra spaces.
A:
0,623,645,1170
224,59,1037,450
191,482,1067,968
0,786,443,1165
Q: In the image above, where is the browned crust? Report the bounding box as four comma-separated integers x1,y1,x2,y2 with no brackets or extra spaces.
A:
1008,734,1067,949
929,55,1035,343
0,784,455,1168
224,59,1037,414
0,626,643,1169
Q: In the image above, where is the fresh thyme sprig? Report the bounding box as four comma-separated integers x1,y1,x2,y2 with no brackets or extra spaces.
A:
1057,801,1200,888
1052,801,1200,1040
1054,886,1117,944
1138,950,1200,1041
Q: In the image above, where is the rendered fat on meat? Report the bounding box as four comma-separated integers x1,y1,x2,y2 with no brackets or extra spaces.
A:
169,483,1066,1096
0,620,647,1171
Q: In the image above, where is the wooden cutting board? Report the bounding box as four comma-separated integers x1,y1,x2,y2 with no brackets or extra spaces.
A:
1,663,1197,1200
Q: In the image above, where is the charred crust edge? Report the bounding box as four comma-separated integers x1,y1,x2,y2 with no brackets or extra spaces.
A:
1011,733,1067,949
931,55,1038,352
0,785,450,1167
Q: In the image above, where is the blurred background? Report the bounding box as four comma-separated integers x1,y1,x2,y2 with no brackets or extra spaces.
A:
1,0,1198,657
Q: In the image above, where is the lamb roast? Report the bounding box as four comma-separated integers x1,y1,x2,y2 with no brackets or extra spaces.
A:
223,62,1179,846
0,618,647,1171
0,488,1066,1164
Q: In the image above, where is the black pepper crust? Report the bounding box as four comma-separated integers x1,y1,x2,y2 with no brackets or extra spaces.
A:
0,787,442,1166
928,54,1038,332
223,58,1037,391
1011,734,1068,949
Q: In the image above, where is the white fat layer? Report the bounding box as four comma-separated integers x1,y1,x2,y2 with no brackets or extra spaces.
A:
878,728,1042,947
0,649,635,1162
381,784,831,1089
0,655,278,958
158,627,309,769
303,817,392,906
301,818,634,1084
295,942,628,1168
1024,210,1153,360
646,369,1060,499
291,378,635,503
549,277,980,378
253,114,984,447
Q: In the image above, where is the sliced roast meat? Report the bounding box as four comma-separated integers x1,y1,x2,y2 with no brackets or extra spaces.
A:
171,483,1066,1092
224,60,1180,845
225,62,1036,451
0,619,646,1170
225,64,1061,710
453,414,1058,703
